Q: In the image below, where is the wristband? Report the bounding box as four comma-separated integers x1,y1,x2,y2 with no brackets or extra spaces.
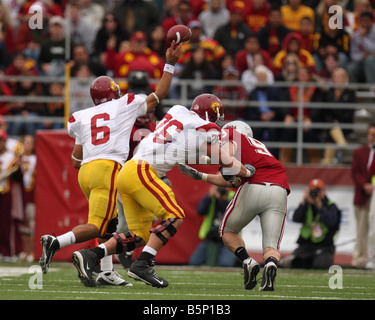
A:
166,60,176,66
163,63,175,74
201,173,208,182
71,155,82,162
151,92,160,104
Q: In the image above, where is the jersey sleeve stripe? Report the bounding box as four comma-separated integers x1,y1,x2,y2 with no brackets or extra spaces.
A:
98,162,121,236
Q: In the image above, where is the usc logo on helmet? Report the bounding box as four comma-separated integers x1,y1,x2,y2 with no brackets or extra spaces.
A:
211,101,221,114
110,81,118,92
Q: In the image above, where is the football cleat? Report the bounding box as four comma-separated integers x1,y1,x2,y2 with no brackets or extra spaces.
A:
39,235,60,274
242,257,260,290
128,259,168,288
96,270,133,286
72,249,99,287
117,251,133,269
259,261,277,291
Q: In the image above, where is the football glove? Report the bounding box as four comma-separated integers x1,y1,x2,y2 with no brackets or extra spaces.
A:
219,167,237,183
178,163,203,180
244,164,256,177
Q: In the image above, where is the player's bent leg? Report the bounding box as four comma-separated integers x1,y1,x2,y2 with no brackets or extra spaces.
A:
128,218,183,288
222,232,260,290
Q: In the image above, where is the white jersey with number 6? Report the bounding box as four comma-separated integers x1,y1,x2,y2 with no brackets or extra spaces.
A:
67,93,147,166
133,105,221,177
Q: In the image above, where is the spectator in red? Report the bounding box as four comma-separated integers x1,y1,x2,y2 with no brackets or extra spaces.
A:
273,32,316,76
298,16,314,53
234,35,272,75
18,0,63,19
162,0,195,35
178,20,226,67
213,1,253,57
257,7,292,58
213,66,248,120
243,0,270,35
106,31,164,92
4,52,39,91
0,1,15,56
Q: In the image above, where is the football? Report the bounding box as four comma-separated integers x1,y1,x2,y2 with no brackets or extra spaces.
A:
167,25,192,45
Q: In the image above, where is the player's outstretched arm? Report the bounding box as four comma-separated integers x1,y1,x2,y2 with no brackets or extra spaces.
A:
145,41,182,112
177,163,240,188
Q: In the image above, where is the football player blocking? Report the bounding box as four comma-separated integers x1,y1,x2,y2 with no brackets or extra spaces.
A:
39,41,183,286
179,120,290,291
71,95,254,289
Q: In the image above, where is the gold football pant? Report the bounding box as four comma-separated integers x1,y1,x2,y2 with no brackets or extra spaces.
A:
117,159,185,243
78,159,121,236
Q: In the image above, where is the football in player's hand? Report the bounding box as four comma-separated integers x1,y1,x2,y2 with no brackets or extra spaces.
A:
167,25,192,45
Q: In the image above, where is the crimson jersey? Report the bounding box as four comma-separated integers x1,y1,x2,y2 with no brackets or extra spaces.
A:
223,127,290,194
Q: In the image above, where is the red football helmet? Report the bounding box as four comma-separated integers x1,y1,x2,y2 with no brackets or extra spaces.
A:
190,94,224,126
90,76,122,105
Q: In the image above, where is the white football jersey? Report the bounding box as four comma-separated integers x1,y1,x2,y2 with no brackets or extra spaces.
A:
21,154,37,192
133,105,221,177
0,150,16,193
67,93,147,166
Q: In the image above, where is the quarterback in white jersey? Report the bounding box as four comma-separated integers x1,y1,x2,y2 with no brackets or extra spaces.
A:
67,93,146,166
41,41,182,287
70,94,255,289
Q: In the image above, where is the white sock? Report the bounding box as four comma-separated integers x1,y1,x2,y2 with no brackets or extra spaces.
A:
100,255,113,272
142,245,157,256
56,231,76,248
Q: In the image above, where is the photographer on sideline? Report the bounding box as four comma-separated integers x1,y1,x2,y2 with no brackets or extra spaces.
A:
282,179,341,269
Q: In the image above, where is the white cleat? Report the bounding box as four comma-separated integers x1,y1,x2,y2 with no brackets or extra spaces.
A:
96,270,133,286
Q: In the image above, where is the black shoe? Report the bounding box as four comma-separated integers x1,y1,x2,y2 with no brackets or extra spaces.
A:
39,235,60,274
128,259,168,288
242,258,260,290
72,250,100,287
259,261,277,291
118,251,133,269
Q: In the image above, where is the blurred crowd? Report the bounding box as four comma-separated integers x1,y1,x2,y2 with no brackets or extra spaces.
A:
0,0,374,164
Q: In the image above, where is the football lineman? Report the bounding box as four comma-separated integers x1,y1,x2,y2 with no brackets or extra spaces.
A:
179,120,290,291
39,41,182,286
72,94,254,288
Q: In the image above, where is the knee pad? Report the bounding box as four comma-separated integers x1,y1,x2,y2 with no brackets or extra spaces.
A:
112,232,142,253
150,218,178,245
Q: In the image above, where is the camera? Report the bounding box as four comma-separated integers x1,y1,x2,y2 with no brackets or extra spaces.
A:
309,188,320,199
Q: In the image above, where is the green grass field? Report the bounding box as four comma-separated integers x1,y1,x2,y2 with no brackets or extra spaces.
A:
1,261,374,302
